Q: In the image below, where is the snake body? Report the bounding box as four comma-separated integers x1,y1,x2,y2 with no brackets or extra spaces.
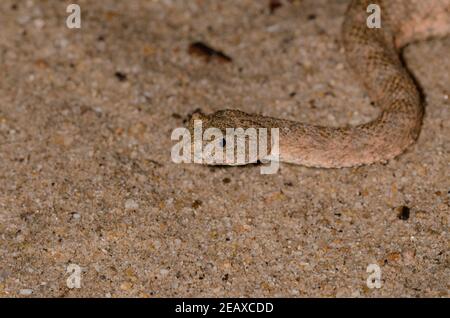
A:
189,0,450,168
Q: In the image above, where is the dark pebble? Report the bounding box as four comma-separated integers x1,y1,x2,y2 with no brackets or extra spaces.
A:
188,42,232,63
397,206,410,220
115,72,127,82
192,199,203,209
269,0,283,13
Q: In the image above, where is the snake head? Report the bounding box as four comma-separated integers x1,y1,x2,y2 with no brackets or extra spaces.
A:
186,109,275,165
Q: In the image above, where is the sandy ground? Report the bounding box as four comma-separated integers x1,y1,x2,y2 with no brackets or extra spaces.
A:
0,0,449,297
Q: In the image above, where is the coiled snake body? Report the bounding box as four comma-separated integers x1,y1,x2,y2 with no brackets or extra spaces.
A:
189,0,450,168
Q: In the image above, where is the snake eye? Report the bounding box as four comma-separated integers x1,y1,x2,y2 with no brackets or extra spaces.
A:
220,138,226,147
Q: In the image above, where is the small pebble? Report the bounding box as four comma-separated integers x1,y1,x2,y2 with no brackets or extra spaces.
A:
120,282,133,291
402,249,416,265
115,72,127,82
396,206,410,220
188,42,232,63
33,19,45,28
192,199,202,209
19,289,33,295
71,212,81,220
291,289,300,295
269,0,283,13
125,199,139,210
386,252,402,264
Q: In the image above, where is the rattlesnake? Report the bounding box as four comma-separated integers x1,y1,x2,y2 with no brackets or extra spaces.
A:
188,0,450,168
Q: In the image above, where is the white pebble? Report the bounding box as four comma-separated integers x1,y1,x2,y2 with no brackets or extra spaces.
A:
72,212,81,220
160,269,169,276
19,289,33,295
125,199,139,210
33,19,45,28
